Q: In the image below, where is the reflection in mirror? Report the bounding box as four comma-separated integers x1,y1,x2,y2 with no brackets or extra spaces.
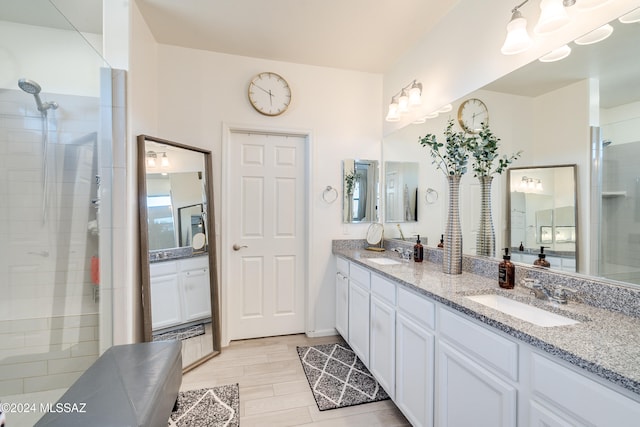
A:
342,159,379,223
138,135,220,372
384,162,419,222
507,165,578,272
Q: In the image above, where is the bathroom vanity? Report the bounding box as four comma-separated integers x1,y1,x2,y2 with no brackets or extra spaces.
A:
334,242,640,427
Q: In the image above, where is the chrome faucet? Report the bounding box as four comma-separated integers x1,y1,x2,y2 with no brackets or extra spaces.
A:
520,278,571,304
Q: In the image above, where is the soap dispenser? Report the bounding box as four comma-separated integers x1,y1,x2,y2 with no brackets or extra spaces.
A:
414,235,424,262
499,248,515,289
534,246,551,268
437,234,444,249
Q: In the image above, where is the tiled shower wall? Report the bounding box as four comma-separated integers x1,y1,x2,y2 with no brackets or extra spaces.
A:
0,89,100,394
602,140,640,285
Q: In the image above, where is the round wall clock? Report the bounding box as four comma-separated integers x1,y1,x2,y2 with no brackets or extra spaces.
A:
457,98,489,134
248,72,292,116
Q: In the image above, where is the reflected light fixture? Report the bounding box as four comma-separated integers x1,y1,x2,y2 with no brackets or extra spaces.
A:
501,1,533,55
539,44,571,62
577,0,611,10
437,104,453,113
385,80,423,122
535,0,570,34
161,152,170,167
574,23,613,45
146,151,157,167
619,7,640,24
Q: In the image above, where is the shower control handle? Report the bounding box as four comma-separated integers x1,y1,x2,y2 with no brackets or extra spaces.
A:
233,244,248,251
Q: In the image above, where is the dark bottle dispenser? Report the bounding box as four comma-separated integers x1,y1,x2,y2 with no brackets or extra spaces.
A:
534,246,551,268
414,235,424,262
499,248,515,289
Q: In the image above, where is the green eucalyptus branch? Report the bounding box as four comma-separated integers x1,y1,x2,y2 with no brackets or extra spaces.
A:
468,122,522,177
344,171,356,194
419,119,473,176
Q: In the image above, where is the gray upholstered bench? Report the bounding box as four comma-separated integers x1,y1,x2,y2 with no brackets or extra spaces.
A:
35,341,182,427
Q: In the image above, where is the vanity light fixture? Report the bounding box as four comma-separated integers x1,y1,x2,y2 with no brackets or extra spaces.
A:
574,23,613,45
539,44,572,62
535,0,571,34
385,80,422,122
520,176,543,192
146,151,157,168
501,1,533,55
619,7,640,23
161,152,170,167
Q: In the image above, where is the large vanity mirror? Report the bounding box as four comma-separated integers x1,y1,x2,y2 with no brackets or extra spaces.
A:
507,165,578,272
381,11,640,287
138,135,221,372
342,159,380,223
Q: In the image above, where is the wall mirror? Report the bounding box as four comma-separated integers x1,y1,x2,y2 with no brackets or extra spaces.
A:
137,135,220,372
507,165,578,272
381,11,640,288
384,161,419,223
342,159,379,223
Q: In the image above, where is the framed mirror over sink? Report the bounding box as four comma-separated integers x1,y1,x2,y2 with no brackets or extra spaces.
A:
137,135,221,372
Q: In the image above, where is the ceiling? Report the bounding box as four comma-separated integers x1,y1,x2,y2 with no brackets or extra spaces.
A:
133,0,460,73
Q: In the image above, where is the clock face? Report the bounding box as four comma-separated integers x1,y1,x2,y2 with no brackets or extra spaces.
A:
248,72,291,116
457,98,488,134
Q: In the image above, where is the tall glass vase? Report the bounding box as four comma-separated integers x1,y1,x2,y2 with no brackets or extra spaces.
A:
443,175,463,274
476,176,496,258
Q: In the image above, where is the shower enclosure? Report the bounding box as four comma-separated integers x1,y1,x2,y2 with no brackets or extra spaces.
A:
594,117,640,286
0,1,114,423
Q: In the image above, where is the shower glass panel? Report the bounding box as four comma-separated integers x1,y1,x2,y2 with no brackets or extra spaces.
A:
599,117,640,285
0,1,112,423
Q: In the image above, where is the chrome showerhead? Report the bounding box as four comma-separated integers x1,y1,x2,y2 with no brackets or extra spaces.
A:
18,78,58,113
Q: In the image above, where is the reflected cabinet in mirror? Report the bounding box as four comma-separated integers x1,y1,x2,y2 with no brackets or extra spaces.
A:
137,135,220,372
342,159,379,223
507,165,578,272
384,161,419,223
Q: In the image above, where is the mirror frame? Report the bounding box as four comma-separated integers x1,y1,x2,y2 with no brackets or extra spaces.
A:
137,134,221,372
506,164,579,271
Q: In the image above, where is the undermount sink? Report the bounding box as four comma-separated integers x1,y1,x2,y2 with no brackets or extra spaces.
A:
465,294,580,327
366,257,402,266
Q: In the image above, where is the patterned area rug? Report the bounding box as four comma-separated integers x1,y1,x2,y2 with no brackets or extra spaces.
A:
168,385,239,427
154,323,205,342
297,343,389,411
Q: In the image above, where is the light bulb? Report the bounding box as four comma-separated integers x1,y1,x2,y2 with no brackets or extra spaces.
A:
161,153,170,167
501,10,533,55
408,82,422,107
385,97,400,122
535,0,570,34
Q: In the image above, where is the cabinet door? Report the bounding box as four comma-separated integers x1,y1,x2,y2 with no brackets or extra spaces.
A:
348,280,370,367
396,313,435,427
181,267,211,322
370,295,395,399
335,271,349,339
529,400,575,427
437,342,517,427
150,274,182,330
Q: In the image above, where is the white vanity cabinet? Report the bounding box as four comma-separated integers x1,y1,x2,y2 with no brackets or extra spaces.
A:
437,306,518,427
180,256,211,322
335,257,349,339
528,352,640,427
395,287,436,427
149,260,182,330
369,274,397,399
348,262,371,367
150,256,211,331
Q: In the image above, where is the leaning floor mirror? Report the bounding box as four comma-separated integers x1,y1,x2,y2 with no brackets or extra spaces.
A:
137,135,221,372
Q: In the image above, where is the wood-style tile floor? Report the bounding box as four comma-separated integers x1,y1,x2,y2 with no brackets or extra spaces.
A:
181,333,411,426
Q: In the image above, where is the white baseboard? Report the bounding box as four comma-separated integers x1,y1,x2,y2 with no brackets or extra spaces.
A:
306,328,339,338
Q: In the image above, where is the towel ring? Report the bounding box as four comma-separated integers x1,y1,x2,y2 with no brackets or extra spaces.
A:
322,185,339,204
425,188,438,204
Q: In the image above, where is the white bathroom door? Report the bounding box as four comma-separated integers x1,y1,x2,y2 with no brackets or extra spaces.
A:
228,131,306,340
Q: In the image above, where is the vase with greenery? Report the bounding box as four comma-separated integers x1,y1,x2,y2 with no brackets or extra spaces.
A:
468,122,522,257
419,119,474,274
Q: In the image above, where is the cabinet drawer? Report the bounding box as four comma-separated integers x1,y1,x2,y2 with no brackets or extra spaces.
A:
180,256,209,271
531,353,640,426
336,256,349,275
371,274,396,305
150,260,178,277
397,287,435,330
349,263,370,288
439,307,518,381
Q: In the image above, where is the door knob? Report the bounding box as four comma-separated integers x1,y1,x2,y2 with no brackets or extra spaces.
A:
233,244,248,251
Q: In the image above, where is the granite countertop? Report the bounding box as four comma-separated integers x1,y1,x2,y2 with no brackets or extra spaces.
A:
334,246,640,397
